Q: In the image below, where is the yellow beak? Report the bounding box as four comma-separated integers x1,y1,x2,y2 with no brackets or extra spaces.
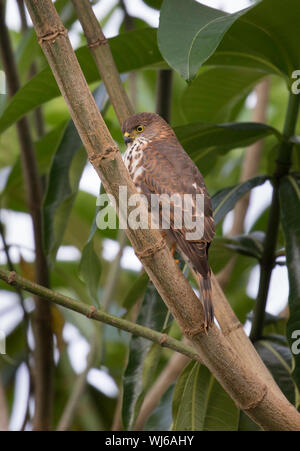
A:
123,131,133,144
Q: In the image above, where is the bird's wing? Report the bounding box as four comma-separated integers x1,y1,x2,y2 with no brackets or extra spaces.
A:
140,138,215,245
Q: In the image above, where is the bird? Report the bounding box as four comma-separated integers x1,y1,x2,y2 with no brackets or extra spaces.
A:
122,112,215,330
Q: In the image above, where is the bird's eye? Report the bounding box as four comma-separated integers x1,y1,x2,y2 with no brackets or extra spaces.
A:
136,125,144,133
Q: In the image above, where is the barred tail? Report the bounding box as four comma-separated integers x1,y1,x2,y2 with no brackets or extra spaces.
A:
198,274,214,330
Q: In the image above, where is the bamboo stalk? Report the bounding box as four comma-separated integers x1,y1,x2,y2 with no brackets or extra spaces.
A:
23,0,300,430
71,0,134,124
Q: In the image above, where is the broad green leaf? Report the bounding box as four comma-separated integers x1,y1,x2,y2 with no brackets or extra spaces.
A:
172,361,192,423
208,236,237,274
255,338,295,406
144,384,174,431
43,84,107,262
238,412,260,431
279,174,300,393
212,175,268,224
223,231,265,260
0,28,162,134
122,271,149,313
174,121,280,175
142,0,163,10
172,361,239,431
78,186,103,305
16,28,41,81
78,239,101,304
63,191,117,251
159,0,300,82
158,0,253,81
1,123,66,212
209,232,265,268
122,283,169,430
181,67,267,124
208,0,300,81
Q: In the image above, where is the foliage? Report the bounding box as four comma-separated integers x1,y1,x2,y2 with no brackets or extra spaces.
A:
0,0,300,431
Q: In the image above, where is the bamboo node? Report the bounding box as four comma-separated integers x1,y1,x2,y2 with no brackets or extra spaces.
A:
88,38,108,48
37,27,67,44
8,271,17,284
89,146,119,166
222,321,243,336
87,306,97,319
135,238,167,260
238,384,268,411
159,333,168,346
183,324,207,338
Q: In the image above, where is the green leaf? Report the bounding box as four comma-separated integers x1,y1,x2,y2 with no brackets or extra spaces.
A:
1,123,66,212
181,67,266,124
174,121,280,175
223,231,266,260
209,0,300,81
16,28,41,81
78,239,101,304
158,0,253,81
172,361,239,431
279,174,300,394
122,271,149,313
212,175,269,224
0,28,162,134
142,0,163,10
255,338,296,406
144,384,174,431
43,84,107,262
77,186,104,305
122,283,169,430
158,0,300,82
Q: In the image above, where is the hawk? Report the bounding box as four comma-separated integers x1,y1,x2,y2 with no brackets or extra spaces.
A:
122,113,215,329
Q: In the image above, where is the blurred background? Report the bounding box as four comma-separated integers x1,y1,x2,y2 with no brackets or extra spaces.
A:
0,0,291,430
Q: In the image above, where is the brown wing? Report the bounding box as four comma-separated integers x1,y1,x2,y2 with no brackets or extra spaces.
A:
139,137,215,278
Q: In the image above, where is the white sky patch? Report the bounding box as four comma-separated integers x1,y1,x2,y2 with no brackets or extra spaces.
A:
123,0,159,27
196,0,252,13
0,167,11,192
121,245,142,272
0,210,34,263
247,264,289,316
87,367,119,398
244,181,273,232
102,238,120,261
9,363,30,431
79,164,101,196
0,291,23,335
63,323,90,374
56,245,81,261
246,90,258,110
223,181,273,235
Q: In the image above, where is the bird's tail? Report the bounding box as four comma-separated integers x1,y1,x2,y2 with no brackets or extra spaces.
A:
197,273,214,331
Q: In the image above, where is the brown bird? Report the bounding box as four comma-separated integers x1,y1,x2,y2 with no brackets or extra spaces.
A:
122,113,215,329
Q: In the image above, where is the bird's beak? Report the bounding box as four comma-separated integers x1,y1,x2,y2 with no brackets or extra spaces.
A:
124,132,133,145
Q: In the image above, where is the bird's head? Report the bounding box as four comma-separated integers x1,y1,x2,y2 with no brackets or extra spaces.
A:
121,112,169,145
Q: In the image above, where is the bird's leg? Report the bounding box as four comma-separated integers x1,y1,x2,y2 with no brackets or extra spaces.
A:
170,242,180,264
170,242,176,257
160,232,179,264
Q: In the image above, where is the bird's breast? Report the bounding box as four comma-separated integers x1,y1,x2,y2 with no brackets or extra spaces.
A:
124,139,147,191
